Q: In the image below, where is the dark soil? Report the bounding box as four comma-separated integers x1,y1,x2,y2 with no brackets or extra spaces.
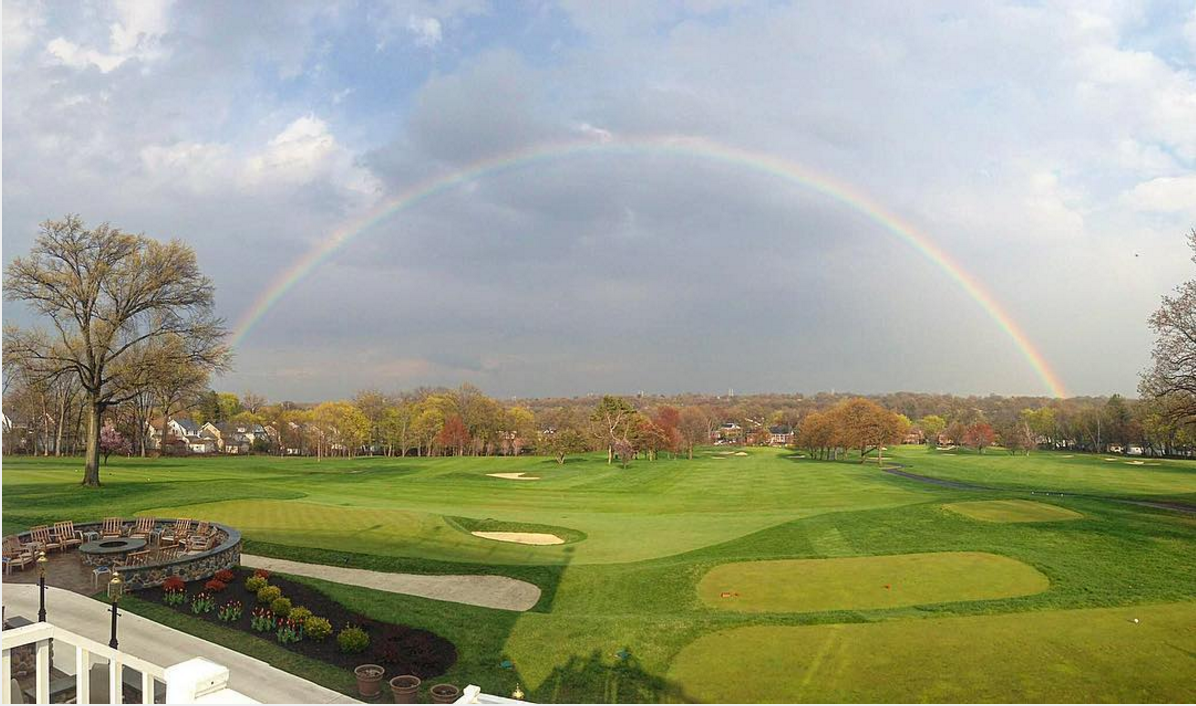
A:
135,567,457,678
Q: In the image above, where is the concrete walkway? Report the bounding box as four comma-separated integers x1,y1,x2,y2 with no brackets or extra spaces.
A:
241,555,542,612
1,584,358,704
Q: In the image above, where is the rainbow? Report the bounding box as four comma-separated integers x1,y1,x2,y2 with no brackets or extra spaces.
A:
230,134,1067,397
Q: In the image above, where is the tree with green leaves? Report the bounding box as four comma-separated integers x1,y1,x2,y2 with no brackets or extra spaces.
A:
4,216,230,486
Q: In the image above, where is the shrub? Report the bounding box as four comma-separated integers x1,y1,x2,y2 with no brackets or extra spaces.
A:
253,568,270,579
250,608,275,632
163,589,186,607
214,569,235,583
217,601,242,622
245,575,268,593
256,586,282,604
204,579,227,593
337,625,369,654
163,576,185,592
269,597,292,617
304,616,333,642
289,606,312,624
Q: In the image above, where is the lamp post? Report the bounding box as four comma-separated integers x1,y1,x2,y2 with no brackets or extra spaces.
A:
107,572,124,649
36,551,48,622
512,685,524,701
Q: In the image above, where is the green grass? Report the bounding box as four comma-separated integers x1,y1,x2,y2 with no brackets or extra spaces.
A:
944,499,1084,523
5,447,1195,702
697,552,1050,612
668,601,1196,703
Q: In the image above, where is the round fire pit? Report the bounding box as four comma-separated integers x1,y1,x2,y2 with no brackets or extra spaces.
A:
79,537,147,566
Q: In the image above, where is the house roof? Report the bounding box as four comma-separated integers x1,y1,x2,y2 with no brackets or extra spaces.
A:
172,418,200,434
769,425,792,434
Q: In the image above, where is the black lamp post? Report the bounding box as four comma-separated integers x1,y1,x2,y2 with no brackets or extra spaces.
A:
36,551,48,622
107,572,124,649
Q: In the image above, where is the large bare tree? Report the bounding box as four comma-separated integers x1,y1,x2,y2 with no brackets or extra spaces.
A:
1141,228,1196,425
4,215,230,486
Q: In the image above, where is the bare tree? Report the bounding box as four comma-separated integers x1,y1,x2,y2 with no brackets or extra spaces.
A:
4,216,230,486
1141,228,1196,425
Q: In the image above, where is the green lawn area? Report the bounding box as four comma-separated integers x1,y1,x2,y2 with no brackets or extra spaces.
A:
697,552,1050,612
4,447,1195,703
668,601,1196,703
944,499,1084,523
887,445,1196,500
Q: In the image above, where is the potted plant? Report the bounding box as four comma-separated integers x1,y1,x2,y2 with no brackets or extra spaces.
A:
354,664,385,700
429,683,460,704
389,675,421,704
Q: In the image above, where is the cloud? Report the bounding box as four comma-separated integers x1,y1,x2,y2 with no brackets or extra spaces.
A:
44,0,173,72
1122,175,1196,215
407,14,442,47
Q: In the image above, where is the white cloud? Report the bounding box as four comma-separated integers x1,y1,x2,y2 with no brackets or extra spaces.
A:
44,0,172,72
140,115,380,202
407,14,442,47
1122,175,1196,215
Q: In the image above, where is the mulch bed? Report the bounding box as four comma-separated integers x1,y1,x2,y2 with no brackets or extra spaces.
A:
135,567,457,678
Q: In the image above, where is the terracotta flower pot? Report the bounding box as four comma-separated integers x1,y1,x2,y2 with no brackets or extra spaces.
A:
429,683,461,704
390,675,421,704
355,664,385,699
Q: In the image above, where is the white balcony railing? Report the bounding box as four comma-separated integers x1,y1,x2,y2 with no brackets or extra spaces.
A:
1,621,254,704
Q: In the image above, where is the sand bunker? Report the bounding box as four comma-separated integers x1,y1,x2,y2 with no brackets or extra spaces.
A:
734,452,749,456
487,472,540,480
472,531,564,546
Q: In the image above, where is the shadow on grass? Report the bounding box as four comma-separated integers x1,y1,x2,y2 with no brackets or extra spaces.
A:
531,649,695,704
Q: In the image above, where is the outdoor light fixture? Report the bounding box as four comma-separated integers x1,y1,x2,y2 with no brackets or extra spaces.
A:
36,551,48,622
512,685,524,700
107,572,124,649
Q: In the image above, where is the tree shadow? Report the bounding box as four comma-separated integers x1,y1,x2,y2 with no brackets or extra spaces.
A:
529,648,695,704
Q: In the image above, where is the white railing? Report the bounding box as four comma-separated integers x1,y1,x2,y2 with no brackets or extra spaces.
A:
1,622,254,704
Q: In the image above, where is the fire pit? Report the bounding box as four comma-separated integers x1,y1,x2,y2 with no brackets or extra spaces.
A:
79,537,147,566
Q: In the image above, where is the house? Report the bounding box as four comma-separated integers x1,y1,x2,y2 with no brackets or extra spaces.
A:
167,418,200,440
768,425,794,446
215,421,270,454
714,422,743,445
904,428,926,445
186,435,216,455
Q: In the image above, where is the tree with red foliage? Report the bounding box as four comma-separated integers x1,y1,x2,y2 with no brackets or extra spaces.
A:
651,406,683,457
99,424,130,464
963,422,996,453
436,415,471,456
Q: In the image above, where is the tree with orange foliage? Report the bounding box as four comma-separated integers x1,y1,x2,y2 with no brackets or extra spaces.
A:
963,421,996,453
437,415,471,456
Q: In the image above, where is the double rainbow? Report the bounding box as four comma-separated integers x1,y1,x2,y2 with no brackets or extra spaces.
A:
230,135,1066,397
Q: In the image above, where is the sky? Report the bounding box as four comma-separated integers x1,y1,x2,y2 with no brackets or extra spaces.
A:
3,0,1195,401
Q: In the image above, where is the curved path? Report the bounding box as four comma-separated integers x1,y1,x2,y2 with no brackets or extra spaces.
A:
240,554,541,612
881,465,1196,514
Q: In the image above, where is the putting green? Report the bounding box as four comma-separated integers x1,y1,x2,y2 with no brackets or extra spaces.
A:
698,552,1049,612
944,499,1083,523
668,602,1196,703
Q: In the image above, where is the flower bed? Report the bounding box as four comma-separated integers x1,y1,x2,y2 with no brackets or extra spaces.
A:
136,566,457,677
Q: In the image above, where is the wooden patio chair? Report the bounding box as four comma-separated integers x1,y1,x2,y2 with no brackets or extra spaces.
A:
101,517,124,538
186,522,212,552
53,521,84,550
29,526,61,553
2,537,35,574
128,516,156,540
160,518,192,547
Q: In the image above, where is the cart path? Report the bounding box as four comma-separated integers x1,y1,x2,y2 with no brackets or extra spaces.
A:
239,554,541,612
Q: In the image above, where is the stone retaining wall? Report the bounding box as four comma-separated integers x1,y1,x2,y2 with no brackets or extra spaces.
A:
9,520,241,590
